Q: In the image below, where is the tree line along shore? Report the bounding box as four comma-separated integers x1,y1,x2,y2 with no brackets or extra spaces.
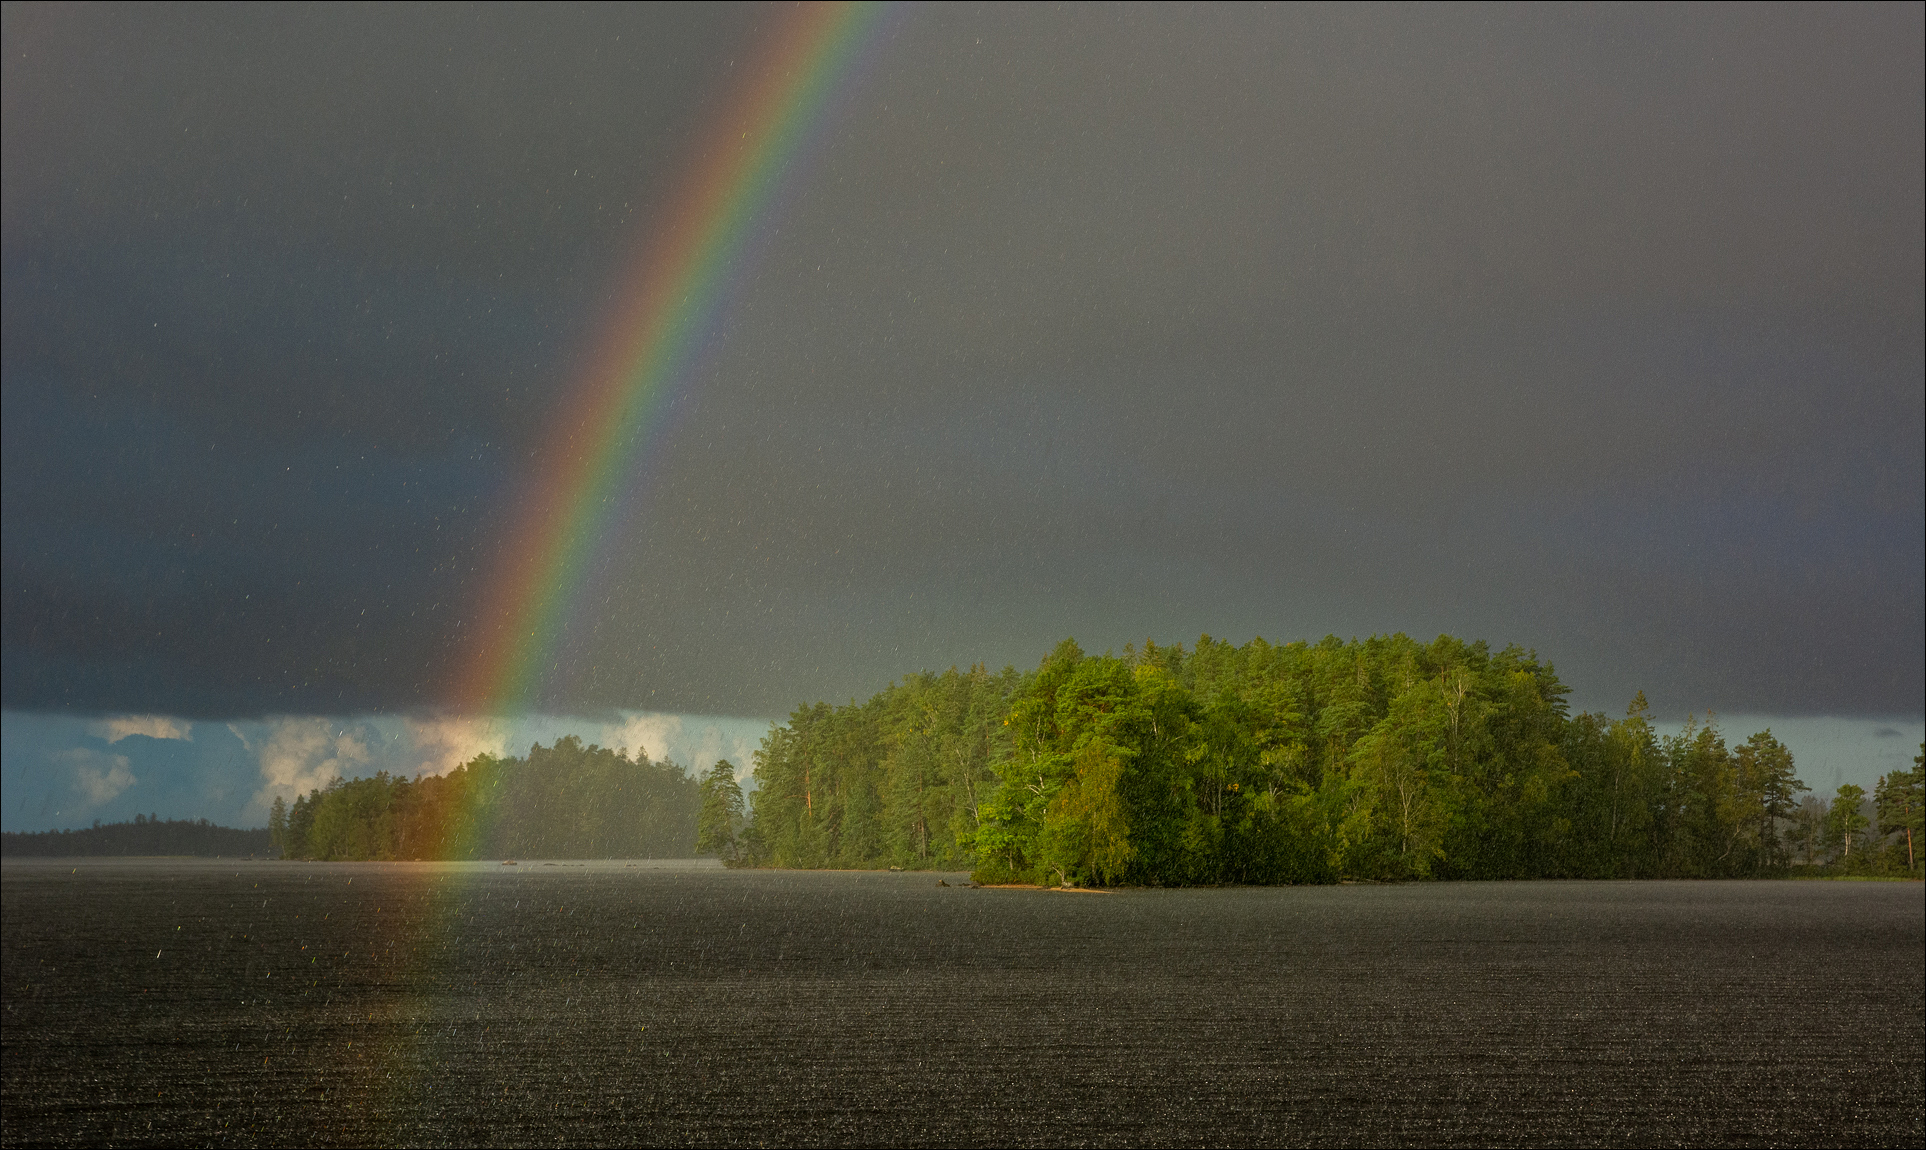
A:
722,635,1922,884
11,635,1921,881
268,633,1925,882
1,816,271,858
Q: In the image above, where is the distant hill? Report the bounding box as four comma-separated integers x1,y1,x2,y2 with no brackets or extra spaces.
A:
2,816,273,858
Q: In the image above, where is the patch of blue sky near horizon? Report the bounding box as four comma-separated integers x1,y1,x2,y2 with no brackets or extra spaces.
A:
0,710,772,833
1697,715,1924,797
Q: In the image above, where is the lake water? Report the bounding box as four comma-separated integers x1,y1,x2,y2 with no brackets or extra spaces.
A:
3,859,1920,1146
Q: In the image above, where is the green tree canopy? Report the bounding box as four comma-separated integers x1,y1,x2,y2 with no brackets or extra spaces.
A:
696,760,746,861
736,634,1849,883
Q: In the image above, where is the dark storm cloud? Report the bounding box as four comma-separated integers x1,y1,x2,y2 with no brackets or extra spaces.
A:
4,4,1920,720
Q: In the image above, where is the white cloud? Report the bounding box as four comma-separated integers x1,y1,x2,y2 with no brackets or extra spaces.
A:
402,714,510,777
598,711,765,785
92,714,191,744
61,747,136,804
3,709,775,834
246,718,373,817
682,720,761,780
599,712,684,765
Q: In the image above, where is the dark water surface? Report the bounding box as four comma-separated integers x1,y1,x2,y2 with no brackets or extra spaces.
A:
3,860,1920,1147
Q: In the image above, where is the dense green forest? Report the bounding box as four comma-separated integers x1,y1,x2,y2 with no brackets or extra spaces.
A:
1,815,273,858
736,663,1020,871
728,635,1925,885
270,736,699,860
234,631,1923,880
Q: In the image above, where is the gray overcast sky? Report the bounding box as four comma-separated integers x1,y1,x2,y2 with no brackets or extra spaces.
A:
3,2,1921,725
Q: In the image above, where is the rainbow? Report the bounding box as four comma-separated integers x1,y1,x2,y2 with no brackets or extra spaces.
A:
459,1,893,713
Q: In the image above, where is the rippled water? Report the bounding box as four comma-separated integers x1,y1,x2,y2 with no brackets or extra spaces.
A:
3,859,1920,1146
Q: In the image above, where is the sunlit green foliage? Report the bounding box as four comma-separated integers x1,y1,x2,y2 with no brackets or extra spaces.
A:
1826,783,1871,864
266,637,1914,879
696,760,746,861
741,664,1021,870
737,634,1910,884
1873,747,1924,875
961,634,1580,885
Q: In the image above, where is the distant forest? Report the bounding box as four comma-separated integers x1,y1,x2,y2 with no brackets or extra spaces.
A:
270,737,699,860
23,634,1919,881
725,635,1925,885
2,816,272,858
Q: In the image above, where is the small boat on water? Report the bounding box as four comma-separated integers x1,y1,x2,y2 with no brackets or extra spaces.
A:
501,860,518,866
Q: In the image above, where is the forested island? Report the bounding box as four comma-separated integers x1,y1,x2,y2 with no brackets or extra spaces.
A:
2,816,272,858
86,632,1919,883
729,635,1923,884
270,737,699,860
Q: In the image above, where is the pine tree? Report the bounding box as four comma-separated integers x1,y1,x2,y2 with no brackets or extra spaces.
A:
696,760,746,861
1873,746,1924,872
1734,731,1804,872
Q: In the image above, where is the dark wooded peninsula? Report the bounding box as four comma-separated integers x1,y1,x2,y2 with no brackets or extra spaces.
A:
246,634,1924,882
2,817,271,858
